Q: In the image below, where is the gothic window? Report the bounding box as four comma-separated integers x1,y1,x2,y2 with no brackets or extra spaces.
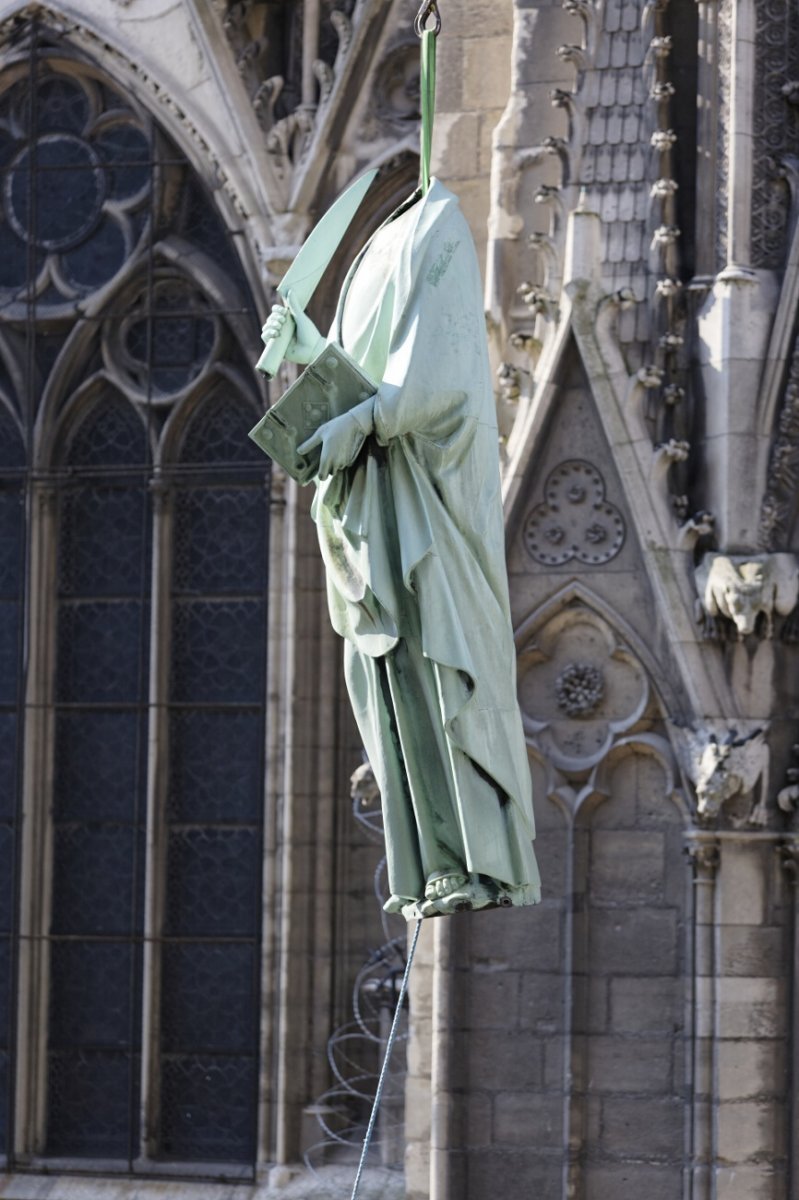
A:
158,396,266,1163
0,405,25,1158
0,24,269,1175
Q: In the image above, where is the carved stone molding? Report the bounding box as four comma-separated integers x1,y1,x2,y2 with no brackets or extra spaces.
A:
779,837,799,882
522,460,626,567
684,836,721,874
518,605,649,773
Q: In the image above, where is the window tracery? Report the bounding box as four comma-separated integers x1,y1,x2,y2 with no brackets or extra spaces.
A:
0,26,269,1173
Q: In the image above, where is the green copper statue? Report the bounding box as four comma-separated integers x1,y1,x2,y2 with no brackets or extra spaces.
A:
261,179,541,919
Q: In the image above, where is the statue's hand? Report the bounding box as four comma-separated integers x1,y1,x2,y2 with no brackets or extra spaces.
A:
298,410,369,480
261,290,325,364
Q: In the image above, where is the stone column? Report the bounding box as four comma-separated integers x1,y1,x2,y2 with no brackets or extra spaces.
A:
685,833,721,1200
705,835,782,1200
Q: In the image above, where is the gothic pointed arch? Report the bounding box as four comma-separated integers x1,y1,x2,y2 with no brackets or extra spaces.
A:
0,15,273,1173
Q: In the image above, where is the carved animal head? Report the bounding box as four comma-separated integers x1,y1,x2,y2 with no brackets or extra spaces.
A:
721,571,766,635
691,728,765,818
349,761,380,809
694,736,740,817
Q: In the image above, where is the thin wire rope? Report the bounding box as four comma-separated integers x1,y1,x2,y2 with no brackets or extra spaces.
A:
349,918,423,1200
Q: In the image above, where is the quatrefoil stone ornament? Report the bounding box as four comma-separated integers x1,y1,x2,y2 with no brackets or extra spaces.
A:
523,460,626,566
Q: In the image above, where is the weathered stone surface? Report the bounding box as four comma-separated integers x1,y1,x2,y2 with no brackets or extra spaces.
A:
464,1150,562,1199
717,1038,786,1101
452,1032,545,1091
599,1096,684,1159
609,976,683,1033
590,909,679,975
717,1099,786,1163
463,37,514,111
714,1164,787,1200
719,925,784,977
493,1089,564,1144
586,1035,673,1094
585,1163,683,1200
590,830,666,901
716,978,787,1039
460,968,521,1029
715,844,769,926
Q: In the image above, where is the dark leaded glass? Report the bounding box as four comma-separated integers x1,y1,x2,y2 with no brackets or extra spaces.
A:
56,600,148,703
170,599,264,704
94,124,150,200
0,713,15,820
65,397,147,469
164,828,260,938
1,32,266,1170
160,943,256,1054
167,709,263,823
58,485,149,598
175,181,242,280
29,76,90,134
124,280,216,397
173,488,267,595
160,1055,256,1161
50,825,143,936
0,492,24,589
46,1049,139,1157
0,412,20,1161
0,825,13,933
8,135,106,251
0,1048,8,1154
181,395,264,465
61,216,127,291
0,414,24,469
1,70,152,308
0,601,18,705
49,941,140,1048
53,711,141,822
0,936,10,1033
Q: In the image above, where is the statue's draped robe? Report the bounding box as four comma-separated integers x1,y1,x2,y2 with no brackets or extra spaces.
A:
311,179,541,910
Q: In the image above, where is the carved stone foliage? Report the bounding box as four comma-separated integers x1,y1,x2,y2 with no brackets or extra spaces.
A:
517,605,649,773
523,460,626,567
671,721,771,828
751,0,799,269
694,552,799,640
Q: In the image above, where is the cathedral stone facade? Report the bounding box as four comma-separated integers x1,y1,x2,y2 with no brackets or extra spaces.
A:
0,1,797,1198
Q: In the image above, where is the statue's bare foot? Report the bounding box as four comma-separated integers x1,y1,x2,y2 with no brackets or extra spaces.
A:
422,872,506,915
425,872,468,902
420,872,478,915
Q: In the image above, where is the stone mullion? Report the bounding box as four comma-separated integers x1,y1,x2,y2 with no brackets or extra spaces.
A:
13,482,58,1157
685,833,720,1200
779,838,799,1200
271,480,345,1166
137,477,174,1163
256,466,290,1167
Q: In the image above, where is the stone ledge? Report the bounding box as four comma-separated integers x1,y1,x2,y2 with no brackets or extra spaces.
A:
0,1166,404,1200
